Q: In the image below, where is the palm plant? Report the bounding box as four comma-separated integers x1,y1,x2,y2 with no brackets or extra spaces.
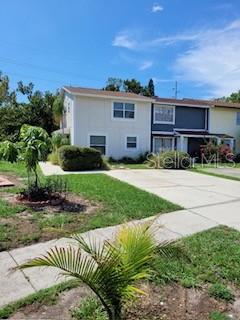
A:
18,223,157,320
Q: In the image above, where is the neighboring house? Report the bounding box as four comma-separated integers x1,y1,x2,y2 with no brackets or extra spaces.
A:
62,86,240,159
62,86,154,159
152,98,240,156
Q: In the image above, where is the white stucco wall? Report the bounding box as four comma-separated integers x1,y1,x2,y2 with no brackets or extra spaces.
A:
70,95,151,159
209,107,240,152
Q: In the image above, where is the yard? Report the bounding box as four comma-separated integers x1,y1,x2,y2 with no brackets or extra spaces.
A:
191,163,240,182
1,226,240,319
0,161,180,251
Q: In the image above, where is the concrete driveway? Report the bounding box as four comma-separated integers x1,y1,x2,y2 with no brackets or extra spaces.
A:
107,169,240,230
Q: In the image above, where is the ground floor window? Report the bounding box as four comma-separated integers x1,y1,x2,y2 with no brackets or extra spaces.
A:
90,135,106,154
126,136,137,149
153,137,174,153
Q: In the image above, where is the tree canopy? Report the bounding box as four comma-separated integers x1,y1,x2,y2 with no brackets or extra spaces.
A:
0,72,60,142
103,77,155,97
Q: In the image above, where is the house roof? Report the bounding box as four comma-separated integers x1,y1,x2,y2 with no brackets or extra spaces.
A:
154,97,240,109
63,86,240,108
63,86,154,102
174,130,234,138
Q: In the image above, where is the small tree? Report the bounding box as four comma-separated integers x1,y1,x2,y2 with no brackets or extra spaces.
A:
148,78,155,97
53,93,64,131
18,223,157,320
0,124,51,189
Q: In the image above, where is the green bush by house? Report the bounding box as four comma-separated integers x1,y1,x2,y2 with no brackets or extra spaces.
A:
58,145,104,171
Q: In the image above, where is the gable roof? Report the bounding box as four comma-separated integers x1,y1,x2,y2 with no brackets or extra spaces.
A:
155,97,240,109
63,86,240,109
63,86,154,102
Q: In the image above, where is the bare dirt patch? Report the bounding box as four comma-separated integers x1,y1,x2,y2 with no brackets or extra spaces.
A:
8,283,240,320
0,192,101,251
126,283,231,319
10,286,91,320
6,193,99,215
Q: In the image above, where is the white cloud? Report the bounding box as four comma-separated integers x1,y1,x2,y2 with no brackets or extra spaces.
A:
112,32,137,49
112,20,240,96
174,19,240,96
139,60,153,70
152,77,174,84
152,3,163,13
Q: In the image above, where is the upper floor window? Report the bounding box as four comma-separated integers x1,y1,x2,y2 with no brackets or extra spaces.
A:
154,105,175,124
113,102,135,119
237,112,240,126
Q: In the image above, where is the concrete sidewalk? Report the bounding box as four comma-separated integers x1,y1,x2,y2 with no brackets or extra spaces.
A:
39,161,104,176
0,208,219,308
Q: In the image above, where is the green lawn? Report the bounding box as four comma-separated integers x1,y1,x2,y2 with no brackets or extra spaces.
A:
0,161,180,250
190,164,240,182
152,226,240,289
0,161,27,177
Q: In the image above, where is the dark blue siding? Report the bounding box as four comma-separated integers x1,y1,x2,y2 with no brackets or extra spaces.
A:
152,104,207,132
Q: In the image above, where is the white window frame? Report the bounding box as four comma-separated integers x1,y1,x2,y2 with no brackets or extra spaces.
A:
153,137,175,153
112,101,136,121
153,104,175,125
237,112,240,126
88,133,108,156
125,135,138,150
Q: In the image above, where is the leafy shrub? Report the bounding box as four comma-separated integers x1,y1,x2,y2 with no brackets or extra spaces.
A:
109,152,149,164
146,151,191,169
208,283,234,301
0,141,19,163
51,133,70,151
71,297,107,320
233,153,240,163
200,142,233,163
48,151,59,165
19,176,68,202
58,145,103,171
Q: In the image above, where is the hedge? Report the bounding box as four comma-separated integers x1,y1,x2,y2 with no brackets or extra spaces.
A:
58,145,103,171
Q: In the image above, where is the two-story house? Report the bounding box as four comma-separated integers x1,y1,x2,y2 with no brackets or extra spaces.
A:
62,86,240,159
62,86,154,159
152,98,240,157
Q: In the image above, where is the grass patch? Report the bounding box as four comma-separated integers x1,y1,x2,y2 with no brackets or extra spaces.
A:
190,166,240,182
0,199,25,218
209,311,230,320
64,174,181,231
208,283,234,302
0,280,79,319
151,226,240,288
0,161,27,178
71,297,107,320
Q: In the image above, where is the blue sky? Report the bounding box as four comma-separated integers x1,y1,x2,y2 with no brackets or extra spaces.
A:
1,0,240,99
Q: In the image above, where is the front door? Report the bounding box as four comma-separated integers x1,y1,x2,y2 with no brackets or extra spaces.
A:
188,138,208,157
